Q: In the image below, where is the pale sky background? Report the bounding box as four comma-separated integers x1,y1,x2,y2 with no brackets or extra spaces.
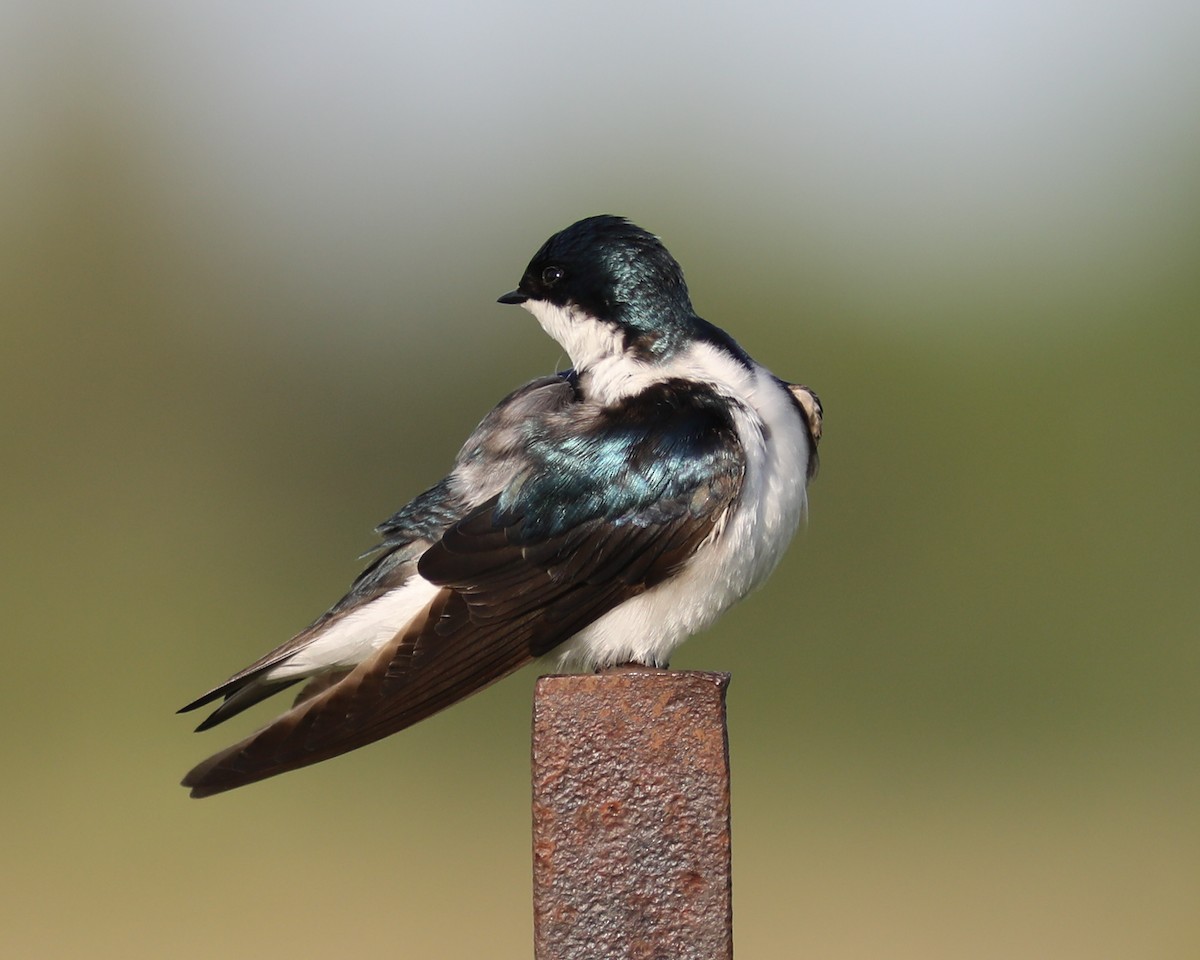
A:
6,0,1198,349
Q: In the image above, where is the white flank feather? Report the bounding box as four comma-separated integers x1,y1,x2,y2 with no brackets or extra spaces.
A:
264,576,442,681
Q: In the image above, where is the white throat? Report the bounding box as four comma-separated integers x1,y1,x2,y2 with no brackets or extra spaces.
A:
521,300,624,373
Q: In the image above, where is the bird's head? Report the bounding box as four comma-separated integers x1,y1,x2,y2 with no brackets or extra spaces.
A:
498,215,699,369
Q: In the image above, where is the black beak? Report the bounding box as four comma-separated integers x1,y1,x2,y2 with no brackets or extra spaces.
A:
497,290,528,305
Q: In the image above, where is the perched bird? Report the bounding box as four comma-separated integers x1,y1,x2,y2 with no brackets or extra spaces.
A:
179,215,822,797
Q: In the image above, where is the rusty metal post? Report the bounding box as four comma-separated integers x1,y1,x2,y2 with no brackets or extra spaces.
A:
532,669,733,960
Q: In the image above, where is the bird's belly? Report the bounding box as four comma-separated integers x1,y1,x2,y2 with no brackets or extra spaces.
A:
555,371,810,669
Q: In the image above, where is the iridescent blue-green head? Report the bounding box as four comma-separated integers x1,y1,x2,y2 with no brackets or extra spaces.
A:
498,216,702,364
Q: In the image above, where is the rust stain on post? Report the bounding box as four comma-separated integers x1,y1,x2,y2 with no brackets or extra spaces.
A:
532,669,733,960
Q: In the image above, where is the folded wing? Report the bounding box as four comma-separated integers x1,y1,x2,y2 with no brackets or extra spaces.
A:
182,378,744,797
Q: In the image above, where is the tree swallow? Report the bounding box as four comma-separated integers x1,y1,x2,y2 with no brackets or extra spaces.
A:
179,215,823,797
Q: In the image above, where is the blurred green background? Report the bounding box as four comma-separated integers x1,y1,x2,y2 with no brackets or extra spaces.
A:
3,2,1198,957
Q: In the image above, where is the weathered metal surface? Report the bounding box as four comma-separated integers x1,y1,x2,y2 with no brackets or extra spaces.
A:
532,669,733,960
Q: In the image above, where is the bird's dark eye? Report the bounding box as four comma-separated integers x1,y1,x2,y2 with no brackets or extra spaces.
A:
541,265,564,285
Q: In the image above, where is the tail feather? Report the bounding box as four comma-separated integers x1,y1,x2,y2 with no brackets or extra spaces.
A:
182,588,536,797
189,677,302,732
292,669,352,707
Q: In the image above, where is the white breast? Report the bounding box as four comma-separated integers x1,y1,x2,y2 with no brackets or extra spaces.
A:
555,340,811,669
